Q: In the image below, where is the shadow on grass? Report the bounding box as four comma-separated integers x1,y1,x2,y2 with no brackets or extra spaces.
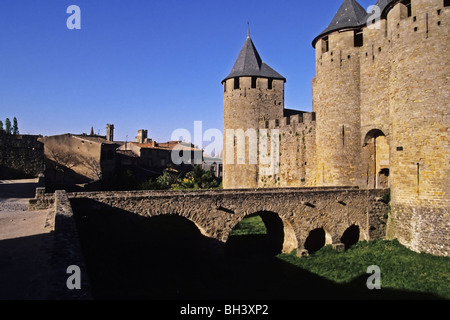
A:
70,198,442,300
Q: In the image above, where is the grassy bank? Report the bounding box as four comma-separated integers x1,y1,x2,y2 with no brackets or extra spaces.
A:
230,214,450,299
279,240,450,299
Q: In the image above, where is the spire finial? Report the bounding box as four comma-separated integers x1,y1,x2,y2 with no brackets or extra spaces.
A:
247,21,250,38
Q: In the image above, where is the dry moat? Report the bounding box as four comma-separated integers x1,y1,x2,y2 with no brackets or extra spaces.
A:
70,199,441,300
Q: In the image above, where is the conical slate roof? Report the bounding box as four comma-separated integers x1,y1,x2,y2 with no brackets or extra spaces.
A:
374,0,392,14
223,36,285,83
312,0,368,47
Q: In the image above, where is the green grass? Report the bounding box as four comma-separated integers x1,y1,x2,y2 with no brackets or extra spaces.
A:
229,215,267,236
278,240,450,299
230,214,450,299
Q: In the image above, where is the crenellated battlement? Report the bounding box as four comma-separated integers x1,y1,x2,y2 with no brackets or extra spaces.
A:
259,112,316,131
315,0,449,70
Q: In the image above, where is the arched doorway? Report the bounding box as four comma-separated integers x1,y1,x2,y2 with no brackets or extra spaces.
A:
364,129,389,189
225,211,297,258
304,228,332,254
340,225,360,250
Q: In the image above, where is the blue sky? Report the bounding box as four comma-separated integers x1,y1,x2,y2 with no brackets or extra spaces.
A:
0,0,376,143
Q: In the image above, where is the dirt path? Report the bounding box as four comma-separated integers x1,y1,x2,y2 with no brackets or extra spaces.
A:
0,180,53,299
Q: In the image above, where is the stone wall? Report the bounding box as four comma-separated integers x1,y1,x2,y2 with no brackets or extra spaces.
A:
258,112,317,188
29,190,91,299
385,0,450,257
0,133,44,179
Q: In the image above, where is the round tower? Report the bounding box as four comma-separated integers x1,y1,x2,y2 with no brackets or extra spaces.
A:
385,0,450,256
312,0,367,186
222,35,285,189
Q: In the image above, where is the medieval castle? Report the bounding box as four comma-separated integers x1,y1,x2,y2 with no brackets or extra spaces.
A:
222,0,449,256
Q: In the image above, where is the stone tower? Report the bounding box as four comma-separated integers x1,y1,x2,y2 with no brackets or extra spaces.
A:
312,0,367,187
135,129,148,144
222,35,286,189
384,0,450,256
310,0,449,256
106,124,114,142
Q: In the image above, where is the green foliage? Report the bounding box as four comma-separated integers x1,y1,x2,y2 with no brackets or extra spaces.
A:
278,239,450,299
12,117,19,135
381,189,391,204
1,117,19,135
140,166,221,191
229,215,267,237
5,118,11,134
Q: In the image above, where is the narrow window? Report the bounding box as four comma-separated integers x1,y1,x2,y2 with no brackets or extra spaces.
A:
268,78,273,90
286,117,290,125
414,27,418,32
437,9,442,15
322,36,329,53
265,121,269,129
354,30,363,47
224,81,227,93
251,76,257,89
234,77,240,90
275,119,279,127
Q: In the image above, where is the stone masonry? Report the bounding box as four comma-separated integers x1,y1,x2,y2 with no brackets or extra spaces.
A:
31,187,389,255
222,0,449,256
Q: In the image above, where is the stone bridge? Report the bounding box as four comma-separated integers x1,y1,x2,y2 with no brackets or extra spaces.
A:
30,186,389,255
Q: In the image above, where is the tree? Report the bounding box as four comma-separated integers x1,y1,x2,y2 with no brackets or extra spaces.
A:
79,155,102,180
90,126,94,136
46,146,81,183
0,120,4,133
12,117,18,135
5,118,11,134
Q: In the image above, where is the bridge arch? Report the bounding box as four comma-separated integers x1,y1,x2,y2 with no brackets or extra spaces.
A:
303,227,333,254
146,211,214,240
340,224,360,250
225,211,298,256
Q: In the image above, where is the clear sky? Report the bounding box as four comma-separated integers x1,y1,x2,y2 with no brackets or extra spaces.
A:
0,0,376,144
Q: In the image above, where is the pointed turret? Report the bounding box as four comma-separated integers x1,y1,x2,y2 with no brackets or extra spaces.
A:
312,0,368,47
222,34,285,189
223,36,285,83
374,0,391,13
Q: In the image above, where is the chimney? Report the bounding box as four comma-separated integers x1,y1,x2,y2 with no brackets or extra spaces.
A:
106,124,114,142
